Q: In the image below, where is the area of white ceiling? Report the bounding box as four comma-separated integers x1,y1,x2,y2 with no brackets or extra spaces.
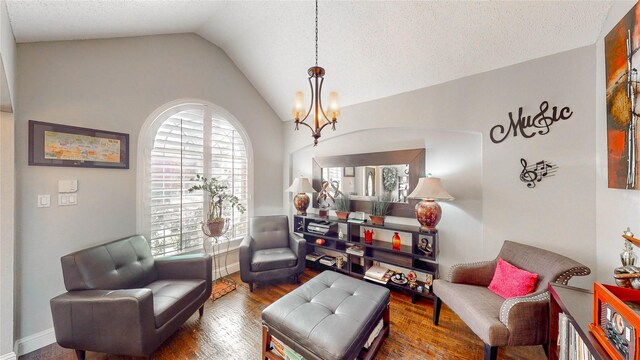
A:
5,1,613,121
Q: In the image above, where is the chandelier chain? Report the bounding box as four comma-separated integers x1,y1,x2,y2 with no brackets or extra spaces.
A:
315,0,318,66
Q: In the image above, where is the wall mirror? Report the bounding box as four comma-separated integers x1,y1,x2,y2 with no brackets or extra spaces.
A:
312,148,425,217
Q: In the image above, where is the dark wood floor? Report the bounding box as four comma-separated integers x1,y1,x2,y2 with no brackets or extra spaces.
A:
22,268,546,360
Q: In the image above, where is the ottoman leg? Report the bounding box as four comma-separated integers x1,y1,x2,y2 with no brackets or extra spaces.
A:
433,296,442,326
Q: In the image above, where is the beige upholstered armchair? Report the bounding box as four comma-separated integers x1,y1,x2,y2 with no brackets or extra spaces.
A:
432,240,590,360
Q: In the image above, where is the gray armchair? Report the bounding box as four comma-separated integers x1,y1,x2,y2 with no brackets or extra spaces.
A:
50,235,212,360
432,240,590,360
239,215,306,292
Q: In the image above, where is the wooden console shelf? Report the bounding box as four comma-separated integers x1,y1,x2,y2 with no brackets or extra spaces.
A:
549,282,610,360
294,214,438,303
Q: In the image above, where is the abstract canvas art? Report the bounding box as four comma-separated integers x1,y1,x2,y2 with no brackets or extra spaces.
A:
605,3,640,189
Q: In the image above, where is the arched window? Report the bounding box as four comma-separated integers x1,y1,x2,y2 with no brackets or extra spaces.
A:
140,102,251,256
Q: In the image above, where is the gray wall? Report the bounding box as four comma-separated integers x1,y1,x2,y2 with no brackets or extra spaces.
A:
15,33,283,341
595,1,640,283
285,45,597,287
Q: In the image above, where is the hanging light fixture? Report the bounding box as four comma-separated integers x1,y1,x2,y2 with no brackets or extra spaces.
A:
291,0,340,146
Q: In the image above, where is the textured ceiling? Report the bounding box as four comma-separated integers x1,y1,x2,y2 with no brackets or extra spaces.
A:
5,1,613,121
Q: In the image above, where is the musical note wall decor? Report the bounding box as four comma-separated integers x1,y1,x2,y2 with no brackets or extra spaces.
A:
490,101,573,144
519,158,557,188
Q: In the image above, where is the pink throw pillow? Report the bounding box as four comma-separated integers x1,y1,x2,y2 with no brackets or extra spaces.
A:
488,258,538,299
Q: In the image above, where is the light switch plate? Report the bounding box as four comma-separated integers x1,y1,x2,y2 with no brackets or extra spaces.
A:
58,194,77,206
37,194,50,208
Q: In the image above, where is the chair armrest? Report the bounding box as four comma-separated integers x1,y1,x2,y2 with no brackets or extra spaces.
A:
155,254,212,281
499,291,550,345
50,289,156,353
555,266,591,285
239,235,254,277
289,232,306,260
449,260,497,286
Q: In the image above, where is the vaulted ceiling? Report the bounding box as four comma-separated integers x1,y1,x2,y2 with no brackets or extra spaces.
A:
5,1,613,121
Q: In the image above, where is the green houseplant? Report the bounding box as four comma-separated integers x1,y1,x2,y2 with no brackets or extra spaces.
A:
188,174,246,236
369,192,392,225
334,193,351,220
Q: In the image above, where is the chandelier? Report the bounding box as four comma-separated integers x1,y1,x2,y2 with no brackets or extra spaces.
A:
291,0,340,146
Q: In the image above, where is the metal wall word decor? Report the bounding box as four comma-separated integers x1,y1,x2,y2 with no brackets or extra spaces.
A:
519,158,557,188
490,101,573,144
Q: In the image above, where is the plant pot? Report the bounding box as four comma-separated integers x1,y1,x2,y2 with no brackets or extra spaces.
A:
335,211,350,220
205,218,228,237
370,215,385,226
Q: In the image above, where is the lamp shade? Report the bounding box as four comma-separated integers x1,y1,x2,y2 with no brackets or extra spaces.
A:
407,177,454,201
286,177,316,193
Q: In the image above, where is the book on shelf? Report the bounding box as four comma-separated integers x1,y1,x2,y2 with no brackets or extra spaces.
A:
319,255,336,266
365,264,389,280
305,252,325,262
346,244,365,256
364,270,394,285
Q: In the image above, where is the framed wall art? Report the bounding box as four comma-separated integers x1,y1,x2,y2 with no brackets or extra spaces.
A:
605,3,640,189
29,120,129,169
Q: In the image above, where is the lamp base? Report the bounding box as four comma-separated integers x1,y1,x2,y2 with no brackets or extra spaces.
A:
415,199,441,232
293,193,310,216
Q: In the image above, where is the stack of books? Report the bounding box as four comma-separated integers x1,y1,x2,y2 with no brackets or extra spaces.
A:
305,252,325,262
346,244,364,256
364,265,393,284
319,255,336,266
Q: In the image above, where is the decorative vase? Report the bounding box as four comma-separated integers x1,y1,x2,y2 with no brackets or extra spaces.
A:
319,208,328,217
293,193,310,215
364,229,374,244
335,211,350,220
392,232,401,250
415,199,441,232
370,215,385,226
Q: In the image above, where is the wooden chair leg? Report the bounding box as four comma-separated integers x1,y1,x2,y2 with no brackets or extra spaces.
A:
199,305,204,317
262,324,272,359
249,282,254,292
74,350,86,360
433,296,442,326
483,343,497,360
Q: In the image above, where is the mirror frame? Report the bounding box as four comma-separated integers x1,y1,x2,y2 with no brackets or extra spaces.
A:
312,148,425,218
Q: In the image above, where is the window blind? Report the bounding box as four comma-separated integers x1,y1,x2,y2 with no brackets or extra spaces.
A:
149,107,248,256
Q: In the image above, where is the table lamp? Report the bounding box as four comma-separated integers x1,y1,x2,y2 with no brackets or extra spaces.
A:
286,176,316,216
407,177,454,232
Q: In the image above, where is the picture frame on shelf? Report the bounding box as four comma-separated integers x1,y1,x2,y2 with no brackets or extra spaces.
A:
343,166,355,177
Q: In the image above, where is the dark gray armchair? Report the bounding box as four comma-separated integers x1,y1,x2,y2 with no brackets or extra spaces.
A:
239,215,306,292
50,235,212,360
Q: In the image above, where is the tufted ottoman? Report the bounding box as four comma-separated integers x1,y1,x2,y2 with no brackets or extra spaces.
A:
261,271,390,360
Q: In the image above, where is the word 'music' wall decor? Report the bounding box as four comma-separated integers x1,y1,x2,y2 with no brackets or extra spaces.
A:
490,101,573,144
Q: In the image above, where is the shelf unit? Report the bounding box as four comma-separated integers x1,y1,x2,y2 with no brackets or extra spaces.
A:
294,214,438,303
548,283,609,360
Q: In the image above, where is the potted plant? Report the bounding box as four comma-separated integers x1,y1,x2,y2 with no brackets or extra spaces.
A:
188,174,246,237
334,193,351,220
369,192,392,225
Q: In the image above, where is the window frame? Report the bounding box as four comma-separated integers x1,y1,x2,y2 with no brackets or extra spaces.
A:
137,100,253,256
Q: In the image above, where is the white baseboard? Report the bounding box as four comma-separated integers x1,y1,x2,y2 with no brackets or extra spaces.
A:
0,352,17,360
14,328,55,356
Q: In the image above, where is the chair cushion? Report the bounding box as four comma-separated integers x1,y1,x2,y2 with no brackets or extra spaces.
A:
488,258,538,299
251,248,297,272
433,279,510,346
146,279,206,328
262,271,390,360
